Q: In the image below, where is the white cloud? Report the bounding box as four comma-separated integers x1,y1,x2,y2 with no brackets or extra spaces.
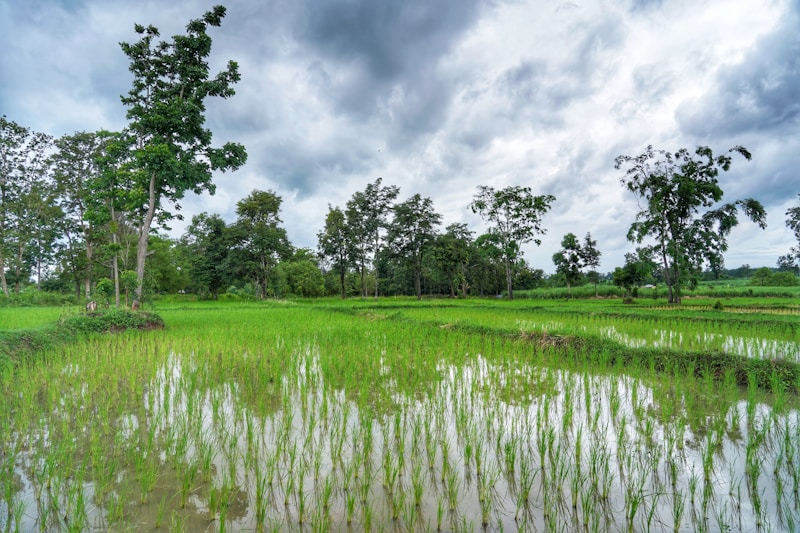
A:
1,0,796,274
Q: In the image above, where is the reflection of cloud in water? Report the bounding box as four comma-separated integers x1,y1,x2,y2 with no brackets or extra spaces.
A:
5,348,798,532
516,319,800,360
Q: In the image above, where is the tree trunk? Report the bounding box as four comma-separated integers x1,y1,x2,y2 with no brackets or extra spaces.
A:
14,241,23,293
505,260,514,300
373,237,380,299
135,171,158,301
339,266,346,299
0,251,8,297
111,206,121,307
659,247,674,304
415,268,422,300
84,241,93,300
360,260,366,297
112,250,120,308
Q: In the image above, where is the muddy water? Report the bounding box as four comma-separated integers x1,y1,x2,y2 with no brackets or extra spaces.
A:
3,350,798,531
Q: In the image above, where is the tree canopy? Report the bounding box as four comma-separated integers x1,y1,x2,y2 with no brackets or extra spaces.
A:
787,194,800,260
470,185,555,300
615,145,766,303
119,5,247,300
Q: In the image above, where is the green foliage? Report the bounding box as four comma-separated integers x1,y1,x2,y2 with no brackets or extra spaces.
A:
119,5,247,300
317,205,350,299
227,190,291,298
345,178,400,298
612,252,654,299
94,278,114,304
750,267,800,287
60,309,164,334
0,287,76,307
275,259,325,298
552,233,584,296
787,193,800,244
120,270,139,305
0,116,54,297
469,185,555,299
514,284,625,300
616,145,766,304
387,194,442,299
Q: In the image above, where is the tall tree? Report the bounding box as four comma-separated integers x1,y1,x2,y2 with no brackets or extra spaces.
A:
27,182,63,289
90,130,137,307
345,178,400,298
776,254,798,275
552,232,583,297
0,117,53,296
387,194,442,299
229,190,291,298
120,5,247,301
317,205,351,299
434,223,474,298
469,185,555,300
51,131,107,299
787,193,800,260
580,233,602,297
180,212,230,298
615,145,766,303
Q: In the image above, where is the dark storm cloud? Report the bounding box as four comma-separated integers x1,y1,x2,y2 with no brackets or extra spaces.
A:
677,7,800,137
3,0,796,269
299,0,483,81
675,4,800,225
291,0,490,142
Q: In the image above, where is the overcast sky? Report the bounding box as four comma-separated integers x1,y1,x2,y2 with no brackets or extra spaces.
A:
2,0,798,273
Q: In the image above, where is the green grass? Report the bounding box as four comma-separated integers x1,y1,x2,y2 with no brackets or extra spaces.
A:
0,306,73,330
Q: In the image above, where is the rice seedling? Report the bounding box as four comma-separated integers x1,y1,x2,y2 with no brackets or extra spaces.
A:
2,298,799,531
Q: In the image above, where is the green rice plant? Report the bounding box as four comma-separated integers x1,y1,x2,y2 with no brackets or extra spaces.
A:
155,495,168,528
411,460,424,507
503,437,518,476
446,466,460,512
436,496,445,531
169,510,186,533
390,487,406,521
319,473,334,512
624,469,647,531
569,466,586,510
688,467,699,505
178,460,199,508
345,489,357,525
296,486,307,524
362,498,373,533
672,489,685,533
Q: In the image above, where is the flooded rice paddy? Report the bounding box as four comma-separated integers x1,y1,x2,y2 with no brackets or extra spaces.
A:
1,302,799,531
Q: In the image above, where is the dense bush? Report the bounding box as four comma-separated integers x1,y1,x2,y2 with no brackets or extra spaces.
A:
750,267,800,287
0,288,78,307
